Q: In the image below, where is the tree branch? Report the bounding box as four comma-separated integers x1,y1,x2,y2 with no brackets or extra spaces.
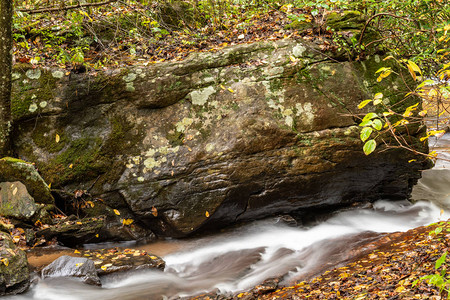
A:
358,13,414,46
18,0,118,14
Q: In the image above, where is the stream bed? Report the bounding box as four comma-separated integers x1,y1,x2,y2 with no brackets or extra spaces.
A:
7,135,450,300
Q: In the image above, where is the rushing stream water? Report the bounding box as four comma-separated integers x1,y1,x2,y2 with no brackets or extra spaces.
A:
7,135,450,300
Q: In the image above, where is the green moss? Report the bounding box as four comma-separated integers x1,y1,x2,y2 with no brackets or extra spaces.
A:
31,123,66,153
40,137,106,186
11,69,59,120
269,79,283,92
166,130,185,147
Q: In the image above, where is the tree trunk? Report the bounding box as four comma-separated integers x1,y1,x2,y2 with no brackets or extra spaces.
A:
0,0,13,157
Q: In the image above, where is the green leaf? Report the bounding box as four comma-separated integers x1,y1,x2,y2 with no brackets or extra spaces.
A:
435,251,447,269
362,113,378,122
358,99,372,109
360,127,373,142
359,120,373,127
372,119,383,131
363,139,376,155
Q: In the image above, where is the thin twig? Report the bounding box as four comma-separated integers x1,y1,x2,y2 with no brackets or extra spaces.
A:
359,13,413,45
19,0,118,14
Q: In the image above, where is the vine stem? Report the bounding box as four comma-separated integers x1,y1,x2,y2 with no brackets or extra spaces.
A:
358,13,413,46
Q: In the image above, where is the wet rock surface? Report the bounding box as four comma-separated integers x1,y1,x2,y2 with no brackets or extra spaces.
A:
41,255,101,286
0,231,29,295
11,39,430,238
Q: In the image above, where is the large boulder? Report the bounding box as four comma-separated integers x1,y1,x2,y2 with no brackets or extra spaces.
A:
11,39,430,237
0,231,29,295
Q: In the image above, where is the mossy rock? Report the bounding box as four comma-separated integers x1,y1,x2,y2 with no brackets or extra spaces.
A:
285,20,314,31
0,158,54,205
325,10,366,30
0,232,30,295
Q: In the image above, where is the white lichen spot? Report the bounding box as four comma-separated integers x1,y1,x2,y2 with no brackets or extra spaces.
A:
25,69,41,80
126,82,135,92
283,108,293,116
210,100,219,108
28,103,38,113
145,149,156,156
39,101,47,108
206,143,214,152
137,177,145,182
189,86,215,106
264,66,284,77
31,94,37,100
175,117,194,132
132,156,141,164
374,55,381,63
295,102,315,124
320,66,331,72
123,73,137,82
292,44,306,58
51,70,64,79
383,98,391,105
285,115,294,127
135,68,143,74
11,72,21,80
144,157,158,169
126,163,134,169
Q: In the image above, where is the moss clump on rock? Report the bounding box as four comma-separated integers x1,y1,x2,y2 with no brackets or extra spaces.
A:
0,158,54,204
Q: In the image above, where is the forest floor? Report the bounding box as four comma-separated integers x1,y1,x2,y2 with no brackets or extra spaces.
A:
13,2,336,69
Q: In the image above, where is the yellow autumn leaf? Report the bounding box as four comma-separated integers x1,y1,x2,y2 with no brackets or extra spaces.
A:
113,209,120,216
55,134,60,143
101,265,107,271
1,258,9,266
76,222,82,225
103,263,113,267
149,256,158,259
69,164,73,169
122,218,134,226
95,234,99,238
220,84,226,90
227,88,234,93
74,250,81,254
205,211,210,218
395,285,406,293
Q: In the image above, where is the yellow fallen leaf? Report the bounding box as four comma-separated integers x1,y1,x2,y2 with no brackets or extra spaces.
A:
103,263,112,267
113,209,120,216
395,285,406,293
69,164,73,169
149,256,158,259
76,222,83,225
48,183,52,189
227,88,234,93
75,263,84,267
220,84,226,90
1,258,9,266
55,134,60,143
95,234,99,238
74,250,81,254
101,265,107,271
122,218,134,226
205,211,210,218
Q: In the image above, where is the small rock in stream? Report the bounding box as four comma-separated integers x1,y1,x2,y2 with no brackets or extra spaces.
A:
41,255,101,286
